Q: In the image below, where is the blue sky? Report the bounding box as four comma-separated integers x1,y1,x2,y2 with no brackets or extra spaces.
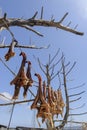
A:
0,0,87,128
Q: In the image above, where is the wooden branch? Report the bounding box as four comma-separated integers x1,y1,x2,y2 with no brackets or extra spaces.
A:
40,6,43,19
0,99,34,106
70,103,85,110
66,62,76,76
57,58,69,129
54,119,86,125
74,24,78,30
19,25,43,37
0,57,16,76
37,58,46,75
68,91,85,97
0,17,84,35
65,61,70,68
2,18,15,39
51,15,55,22
69,112,87,116
50,64,55,77
59,12,68,23
58,73,62,89
46,64,51,86
0,93,11,101
68,83,85,90
49,55,63,70
28,88,35,97
48,49,60,66
0,44,50,49
48,54,51,65
67,21,71,27
31,11,38,19
69,97,81,103
51,67,62,80
7,104,15,130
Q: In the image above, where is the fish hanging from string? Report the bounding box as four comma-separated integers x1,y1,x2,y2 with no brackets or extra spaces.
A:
5,39,18,61
31,73,53,128
23,61,33,98
10,52,29,99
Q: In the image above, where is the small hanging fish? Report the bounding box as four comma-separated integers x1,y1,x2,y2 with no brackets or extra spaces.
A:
10,52,28,100
5,39,18,61
23,61,33,98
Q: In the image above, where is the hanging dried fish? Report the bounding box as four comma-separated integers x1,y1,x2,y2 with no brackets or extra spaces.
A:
5,39,17,61
43,81,47,100
57,89,65,116
51,87,56,102
23,61,33,98
12,86,20,100
31,73,48,109
10,52,29,99
47,86,56,114
31,73,53,127
53,91,63,116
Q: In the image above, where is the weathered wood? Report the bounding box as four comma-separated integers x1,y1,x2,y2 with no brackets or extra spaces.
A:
0,17,84,36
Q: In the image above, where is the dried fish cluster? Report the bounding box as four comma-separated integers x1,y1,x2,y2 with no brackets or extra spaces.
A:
5,49,65,126
31,73,65,128
10,52,33,99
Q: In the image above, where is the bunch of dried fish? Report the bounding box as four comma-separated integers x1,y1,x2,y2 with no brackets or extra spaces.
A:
31,73,65,128
10,52,33,99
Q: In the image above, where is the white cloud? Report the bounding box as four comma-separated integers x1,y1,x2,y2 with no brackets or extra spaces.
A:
0,92,12,102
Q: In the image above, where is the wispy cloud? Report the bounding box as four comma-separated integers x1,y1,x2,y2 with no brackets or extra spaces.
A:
0,92,12,102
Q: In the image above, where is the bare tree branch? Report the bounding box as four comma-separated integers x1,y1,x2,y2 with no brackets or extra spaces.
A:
37,58,46,75
0,93,11,101
28,88,35,97
68,83,85,90
49,55,63,70
0,99,34,106
0,44,50,49
31,11,38,19
48,54,50,65
66,62,76,76
68,91,85,97
69,112,87,116
48,49,60,66
65,61,70,68
54,119,86,125
0,57,16,76
51,67,62,80
0,17,84,35
57,57,69,129
70,103,85,110
58,73,62,89
69,97,81,103
19,25,43,37
67,21,71,27
51,15,55,22
7,104,15,130
2,16,15,39
74,24,78,30
40,6,43,19
59,12,68,23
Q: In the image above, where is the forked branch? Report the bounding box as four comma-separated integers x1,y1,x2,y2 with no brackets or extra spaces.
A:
57,57,69,129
